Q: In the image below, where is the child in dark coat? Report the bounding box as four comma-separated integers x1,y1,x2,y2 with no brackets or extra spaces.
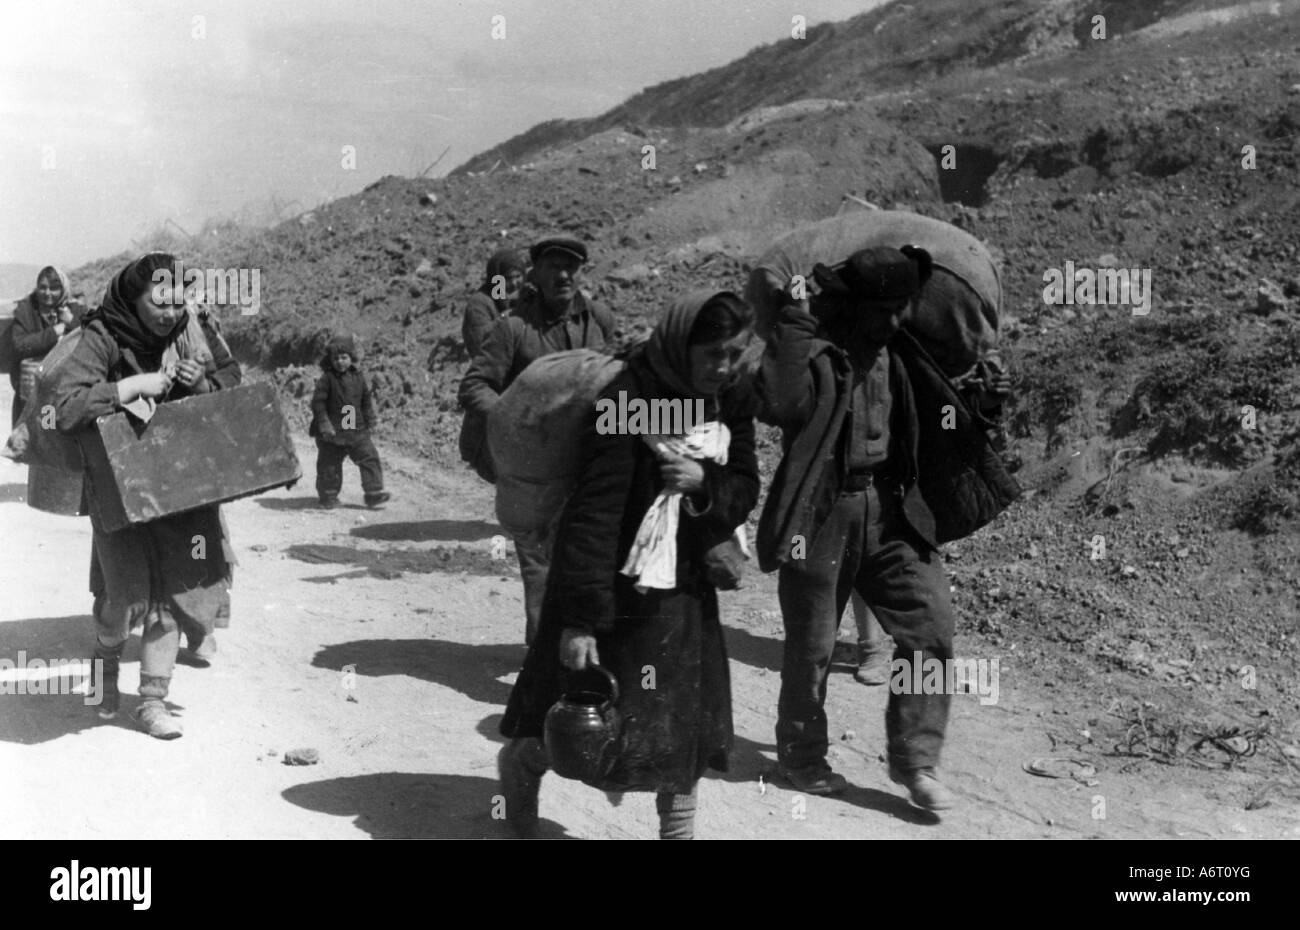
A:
309,334,389,508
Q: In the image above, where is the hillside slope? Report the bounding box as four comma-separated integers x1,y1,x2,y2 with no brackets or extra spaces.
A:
58,0,1300,800
451,0,1239,175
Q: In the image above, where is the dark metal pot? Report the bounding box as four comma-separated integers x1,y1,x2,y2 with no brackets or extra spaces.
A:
544,664,622,785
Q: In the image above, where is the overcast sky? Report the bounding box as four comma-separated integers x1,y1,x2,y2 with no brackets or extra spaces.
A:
0,0,883,269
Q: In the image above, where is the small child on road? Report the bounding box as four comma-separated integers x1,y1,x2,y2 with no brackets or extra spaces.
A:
310,334,390,509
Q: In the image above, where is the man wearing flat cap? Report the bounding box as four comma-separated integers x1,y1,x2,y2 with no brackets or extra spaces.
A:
755,245,979,811
459,235,615,645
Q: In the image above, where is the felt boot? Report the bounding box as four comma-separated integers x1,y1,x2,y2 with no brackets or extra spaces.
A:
656,787,698,840
136,675,183,740
497,737,547,838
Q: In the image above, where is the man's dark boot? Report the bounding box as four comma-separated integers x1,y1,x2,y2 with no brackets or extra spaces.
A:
780,759,848,795
497,737,547,837
889,764,954,811
137,675,183,740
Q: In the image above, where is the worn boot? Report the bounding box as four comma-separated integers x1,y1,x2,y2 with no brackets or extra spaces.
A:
780,759,848,795
179,629,217,667
136,675,183,740
889,764,955,811
497,737,547,838
656,788,698,840
854,641,892,686
93,640,123,720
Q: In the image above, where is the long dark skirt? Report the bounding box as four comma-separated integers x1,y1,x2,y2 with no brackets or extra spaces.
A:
89,504,233,639
500,574,733,795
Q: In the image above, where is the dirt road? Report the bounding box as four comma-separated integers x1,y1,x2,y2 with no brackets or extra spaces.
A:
1,377,1294,840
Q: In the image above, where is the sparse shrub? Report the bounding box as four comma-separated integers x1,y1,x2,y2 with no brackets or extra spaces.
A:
1127,323,1299,466
1232,435,1300,535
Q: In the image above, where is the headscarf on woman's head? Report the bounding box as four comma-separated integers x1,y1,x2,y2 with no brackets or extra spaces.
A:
81,252,189,371
641,289,749,414
484,248,526,284
30,266,71,313
481,247,527,309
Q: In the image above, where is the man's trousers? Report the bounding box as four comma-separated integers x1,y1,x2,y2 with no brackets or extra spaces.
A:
776,481,956,773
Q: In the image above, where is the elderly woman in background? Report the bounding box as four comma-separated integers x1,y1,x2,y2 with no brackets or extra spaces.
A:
7,266,83,426
498,289,759,839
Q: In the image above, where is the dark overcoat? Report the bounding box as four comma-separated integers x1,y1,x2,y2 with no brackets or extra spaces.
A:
500,355,760,793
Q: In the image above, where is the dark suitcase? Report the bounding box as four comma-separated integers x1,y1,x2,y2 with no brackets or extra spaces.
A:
81,382,300,532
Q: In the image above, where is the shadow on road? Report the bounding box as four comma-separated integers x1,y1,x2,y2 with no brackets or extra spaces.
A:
312,638,523,706
476,711,507,746
0,613,142,745
350,519,502,543
706,736,938,825
722,624,784,673
281,771,575,839
256,496,367,512
287,542,511,577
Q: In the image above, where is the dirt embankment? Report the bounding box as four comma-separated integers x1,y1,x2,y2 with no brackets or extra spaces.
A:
12,0,1300,836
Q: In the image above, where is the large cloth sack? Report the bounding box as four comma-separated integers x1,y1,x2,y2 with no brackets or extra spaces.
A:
487,349,626,539
895,329,1021,543
746,210,1003,377
27,463,85,516
3,328,87,472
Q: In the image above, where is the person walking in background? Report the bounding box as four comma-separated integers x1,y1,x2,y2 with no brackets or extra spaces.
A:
849,593,892,686
310,333,389,510
5,266,84,426
461,247,527,360
458,236,615,645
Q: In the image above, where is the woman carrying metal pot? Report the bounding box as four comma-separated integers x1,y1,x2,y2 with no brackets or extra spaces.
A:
497,290,760,839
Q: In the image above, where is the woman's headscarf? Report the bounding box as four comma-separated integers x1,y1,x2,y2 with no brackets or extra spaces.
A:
81,253,189,372
30,266,71,316
481,248,527,310
483,248,526,286
641,289,748,416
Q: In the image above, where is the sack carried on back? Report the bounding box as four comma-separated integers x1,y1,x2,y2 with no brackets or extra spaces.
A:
486,349,625,542
745,209,1003,380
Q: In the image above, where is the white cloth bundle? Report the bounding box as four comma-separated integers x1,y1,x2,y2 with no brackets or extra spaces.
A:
620,420,739,593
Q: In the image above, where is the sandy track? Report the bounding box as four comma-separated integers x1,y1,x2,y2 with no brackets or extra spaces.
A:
0,379,1294,840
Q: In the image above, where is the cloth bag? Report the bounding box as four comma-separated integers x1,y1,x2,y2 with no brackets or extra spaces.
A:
488,349,626,539
746,209,1003,379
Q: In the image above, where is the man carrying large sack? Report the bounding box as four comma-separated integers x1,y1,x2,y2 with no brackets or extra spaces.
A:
458,236,616,645
755,243,1018,811
747,209,1006,388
